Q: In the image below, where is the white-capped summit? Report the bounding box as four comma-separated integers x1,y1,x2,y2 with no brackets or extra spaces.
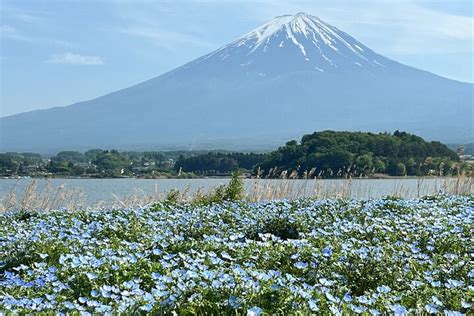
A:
194,12,388,74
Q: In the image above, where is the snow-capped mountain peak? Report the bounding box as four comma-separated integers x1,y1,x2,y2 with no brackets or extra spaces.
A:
194,12,388,75
239,12,331,50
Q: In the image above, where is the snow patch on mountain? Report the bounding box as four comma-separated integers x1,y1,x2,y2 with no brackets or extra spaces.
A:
191,12,389,75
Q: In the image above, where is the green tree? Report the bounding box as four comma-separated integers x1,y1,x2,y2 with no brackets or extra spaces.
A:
396,162,406,176
93,150,129,176
355,154,374,175
405,158,417,175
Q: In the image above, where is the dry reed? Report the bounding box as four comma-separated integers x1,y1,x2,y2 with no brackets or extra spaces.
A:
0,174,472,212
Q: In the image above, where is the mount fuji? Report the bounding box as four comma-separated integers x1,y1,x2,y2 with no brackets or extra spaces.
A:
1,13,472,152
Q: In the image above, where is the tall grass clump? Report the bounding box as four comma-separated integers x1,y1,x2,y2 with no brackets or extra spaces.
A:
192,171,245,205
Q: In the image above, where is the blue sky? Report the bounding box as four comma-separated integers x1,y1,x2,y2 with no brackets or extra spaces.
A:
1,0,473,117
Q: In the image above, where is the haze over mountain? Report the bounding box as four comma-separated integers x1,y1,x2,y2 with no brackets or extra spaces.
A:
1,13,472,152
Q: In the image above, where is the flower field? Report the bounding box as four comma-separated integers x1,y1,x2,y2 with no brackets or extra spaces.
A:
0,196,472,314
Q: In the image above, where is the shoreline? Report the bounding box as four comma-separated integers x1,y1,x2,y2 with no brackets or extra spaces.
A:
2,175,469,180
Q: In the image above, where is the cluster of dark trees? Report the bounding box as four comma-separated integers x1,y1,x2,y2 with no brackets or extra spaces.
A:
256,130,464,177
174,152,267,174
0,152,43,175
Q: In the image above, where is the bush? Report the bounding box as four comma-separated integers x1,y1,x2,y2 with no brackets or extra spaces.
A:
193,172,245,205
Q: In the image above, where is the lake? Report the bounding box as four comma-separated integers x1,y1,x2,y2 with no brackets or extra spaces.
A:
1,177,471,208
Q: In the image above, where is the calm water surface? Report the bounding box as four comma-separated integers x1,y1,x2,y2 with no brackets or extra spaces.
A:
0,177,470,204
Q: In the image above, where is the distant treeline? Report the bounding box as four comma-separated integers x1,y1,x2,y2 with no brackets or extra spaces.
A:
174,152,267,174
1,131,471,178
0,149,211,178
257,130,464,177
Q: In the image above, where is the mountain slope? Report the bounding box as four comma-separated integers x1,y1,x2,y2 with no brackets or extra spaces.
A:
1,13,473,152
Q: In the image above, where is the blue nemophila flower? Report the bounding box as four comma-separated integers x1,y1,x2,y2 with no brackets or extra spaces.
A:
45,294,56,301
329,305,342,316
445,279,463,288
308,299,318,311
411,280,424,287
343,293,353,302
228,296,241,308
444,311,464,316
221,251,233,260
290,253,300,259
322,247,332,257
431,280,442,287
325,292,339,303
357,295,374,305
294,261,308,269
319,278,334,286
140,303,153,312
468,269,474,278
349,304,366,313
78,297,88,304
376,285,391,293
390,304,408,316
425,304,439,314
247,306,263,316
431,295,443,306
409,245,421,253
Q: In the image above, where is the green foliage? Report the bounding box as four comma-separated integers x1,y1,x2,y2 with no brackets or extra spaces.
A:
258,130,461,178
174,152,266,175
0,149,204,178
194,172,245,205
395,162,406,176
225,171,245,200
165,189,180,204
0,152,43,175
52,151,87,163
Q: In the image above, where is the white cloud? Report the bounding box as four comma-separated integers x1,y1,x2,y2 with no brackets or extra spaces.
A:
46,52,104,65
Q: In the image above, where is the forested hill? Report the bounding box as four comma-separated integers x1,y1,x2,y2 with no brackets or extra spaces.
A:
257,131,460,178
